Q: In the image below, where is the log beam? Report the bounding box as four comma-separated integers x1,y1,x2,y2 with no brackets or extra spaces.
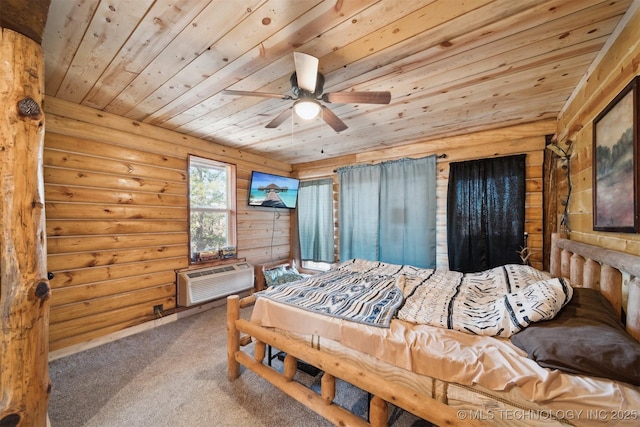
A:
0,28,49,426
226,295,241,380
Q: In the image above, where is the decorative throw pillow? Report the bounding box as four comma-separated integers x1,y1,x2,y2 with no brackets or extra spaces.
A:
511,287,640,385
263,265,304,287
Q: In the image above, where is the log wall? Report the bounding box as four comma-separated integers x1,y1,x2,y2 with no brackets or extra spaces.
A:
555,5,640,256
293,120,555,271
44,97,293,351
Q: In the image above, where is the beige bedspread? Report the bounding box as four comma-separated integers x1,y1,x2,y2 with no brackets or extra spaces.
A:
251,297,640,425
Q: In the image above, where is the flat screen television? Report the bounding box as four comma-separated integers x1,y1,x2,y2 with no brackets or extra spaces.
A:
248,171,300,209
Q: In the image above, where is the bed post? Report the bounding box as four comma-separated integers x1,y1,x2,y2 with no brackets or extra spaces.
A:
321,373,336,404
570,253,584,287
369,395,388,427
227,295,241,380
550,233,561,277
600,266,622,318
583,259,601,289
628,278,640,341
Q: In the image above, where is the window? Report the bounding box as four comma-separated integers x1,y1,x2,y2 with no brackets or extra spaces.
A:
298,178,335,270
188,155,236,264
301,260,332,271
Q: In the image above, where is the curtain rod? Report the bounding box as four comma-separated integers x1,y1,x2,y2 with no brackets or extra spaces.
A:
332,154,447,173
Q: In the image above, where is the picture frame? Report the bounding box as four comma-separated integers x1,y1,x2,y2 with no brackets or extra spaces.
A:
592,76,639,233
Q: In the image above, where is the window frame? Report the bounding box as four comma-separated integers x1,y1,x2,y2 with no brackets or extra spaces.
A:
187,155,237,265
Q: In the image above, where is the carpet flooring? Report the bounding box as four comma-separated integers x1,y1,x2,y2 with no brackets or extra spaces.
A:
48,304,432,427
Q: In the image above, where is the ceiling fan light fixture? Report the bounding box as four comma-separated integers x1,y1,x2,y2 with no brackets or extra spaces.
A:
293,99,321,120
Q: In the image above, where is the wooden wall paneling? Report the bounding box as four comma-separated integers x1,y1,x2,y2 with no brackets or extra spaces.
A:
45,132,187,169
47,233,186,254
44,149,187,182
236,164,292,265
44,97,292,172
45,184,187,206
45,203,186,220
48,257,186,290
47,245,187,271
46,219,186,236
554,5,640,255
237,232,290,248
49,296,176,351
43,99,295,350
43,124,184,349
50,284,176,324
557,5,640,142
43,167,187,194
294,122,555,178
51,271,176,307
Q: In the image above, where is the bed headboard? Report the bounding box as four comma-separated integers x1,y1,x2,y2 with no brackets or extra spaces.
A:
550,233,640,342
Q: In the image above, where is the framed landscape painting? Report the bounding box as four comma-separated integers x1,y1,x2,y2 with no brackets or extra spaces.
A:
592,76,639,233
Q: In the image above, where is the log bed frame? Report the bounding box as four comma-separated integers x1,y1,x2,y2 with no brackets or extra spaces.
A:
227,234,640,426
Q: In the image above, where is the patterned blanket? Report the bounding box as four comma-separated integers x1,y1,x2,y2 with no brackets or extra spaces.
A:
256,259,421,327
397,264,573,337
257,260,572,337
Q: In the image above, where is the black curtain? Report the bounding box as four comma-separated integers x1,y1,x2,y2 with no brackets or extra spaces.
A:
447,154,526,273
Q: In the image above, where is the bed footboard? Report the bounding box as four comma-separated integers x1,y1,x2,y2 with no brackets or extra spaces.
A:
226,294,487,427
227,235,640,426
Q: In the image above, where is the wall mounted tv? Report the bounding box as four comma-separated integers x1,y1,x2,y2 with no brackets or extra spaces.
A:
248,171,300,209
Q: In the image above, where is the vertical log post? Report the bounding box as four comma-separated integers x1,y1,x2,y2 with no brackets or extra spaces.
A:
0,28,50,426
583,259,601,290
550,233,561,277
321,373,336,404
369,395,389,427
627,277,640,341
283,354,298,381
560,249,571,279
254,340,266,363
227,295,241,380
600,265,622,318
569,253,585,287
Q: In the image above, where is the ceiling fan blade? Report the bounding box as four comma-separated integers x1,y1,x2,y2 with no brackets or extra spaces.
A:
265,108,293,128
323,91,391,104
222,89,290,100
293,52,319,92
321,106,348,132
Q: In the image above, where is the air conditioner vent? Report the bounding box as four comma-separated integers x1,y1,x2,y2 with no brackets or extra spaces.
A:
177,262,253,306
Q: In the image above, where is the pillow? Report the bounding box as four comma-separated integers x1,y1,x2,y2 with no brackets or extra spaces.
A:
511,287,640,385
263,265,304,287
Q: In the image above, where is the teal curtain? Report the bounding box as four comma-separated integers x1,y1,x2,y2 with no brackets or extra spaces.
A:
298,178,335,263
338,165,381,261
338,155,437,268
379,157,437,268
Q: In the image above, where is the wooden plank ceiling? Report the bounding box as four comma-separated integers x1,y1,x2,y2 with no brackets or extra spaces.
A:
42,0,633,164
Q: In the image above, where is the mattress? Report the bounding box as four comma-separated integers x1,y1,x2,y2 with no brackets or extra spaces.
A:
251,297,640,426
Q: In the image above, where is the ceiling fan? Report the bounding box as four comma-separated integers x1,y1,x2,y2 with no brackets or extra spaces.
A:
222,52,391,132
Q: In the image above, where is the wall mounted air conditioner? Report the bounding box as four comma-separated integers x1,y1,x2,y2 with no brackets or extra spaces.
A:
177,262,254,306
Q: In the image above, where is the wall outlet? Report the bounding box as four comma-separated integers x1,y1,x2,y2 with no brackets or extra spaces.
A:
153,304,163,315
